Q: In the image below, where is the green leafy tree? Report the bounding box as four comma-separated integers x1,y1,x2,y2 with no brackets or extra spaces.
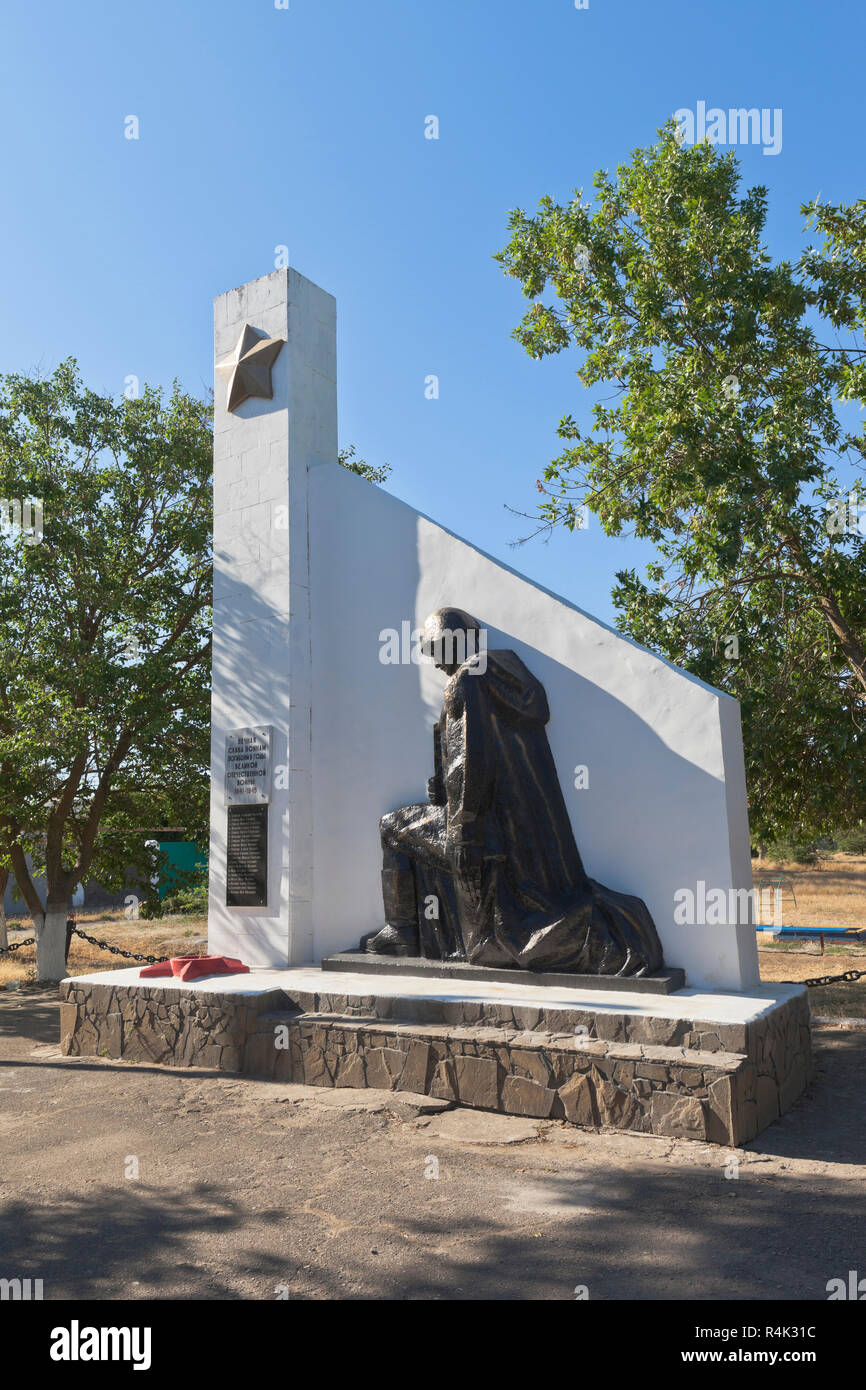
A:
496,125,866,842
0,361,212,979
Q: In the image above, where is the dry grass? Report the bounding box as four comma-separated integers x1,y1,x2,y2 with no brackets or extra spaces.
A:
751,851,866,1017
752,851,866,928
745,850,866,1017
758,944,866,1018
0,909,208,989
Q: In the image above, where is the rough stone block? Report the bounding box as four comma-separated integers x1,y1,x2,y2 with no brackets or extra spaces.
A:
651,1090,708,1141
103,1012,123,1059
430,1058,458,1101
557,1072,598,1126
510,1048,552,1087
364,1047,406,1090
303,1045,332,1087
453,1055,499,1109
126,1015,173,1064
625,1015,687,1046
778,1053,808,1113
501,1075,556,1118
677,1068,704,1088
512,1006,542,1031
396,1040,432,1094
756,1074,780,1129
272,1046,297,1083
335,1052,367,1088
594,1013,629,1042
59,1002,78,1055
596,1078,640,1130
705,1074,736,1146
711,1022,748,1053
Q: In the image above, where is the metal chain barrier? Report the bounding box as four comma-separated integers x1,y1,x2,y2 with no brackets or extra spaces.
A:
0,927,169,965
68,927,170,965
794,968,866,988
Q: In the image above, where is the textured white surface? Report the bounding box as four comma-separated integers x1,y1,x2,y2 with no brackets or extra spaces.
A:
64,964,801,1025
208,269,336,969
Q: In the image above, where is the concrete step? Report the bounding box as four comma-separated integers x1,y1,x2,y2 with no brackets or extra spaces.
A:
275,981,751,1054
242,1008,748,1145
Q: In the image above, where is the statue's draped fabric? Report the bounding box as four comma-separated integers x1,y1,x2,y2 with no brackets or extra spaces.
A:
379,649,664,976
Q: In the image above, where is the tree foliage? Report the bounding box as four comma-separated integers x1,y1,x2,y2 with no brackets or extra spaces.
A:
338,444,392,484
0,361,212,977
496,125,866,841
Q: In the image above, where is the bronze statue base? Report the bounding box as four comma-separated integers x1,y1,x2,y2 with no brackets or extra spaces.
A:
323,950,685,995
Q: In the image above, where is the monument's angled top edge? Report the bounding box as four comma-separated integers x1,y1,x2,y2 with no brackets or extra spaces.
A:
213,266,335,307
324,461,739,707
423,511,738,704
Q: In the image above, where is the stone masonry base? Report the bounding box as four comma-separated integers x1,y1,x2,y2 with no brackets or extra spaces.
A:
59,970,813,1148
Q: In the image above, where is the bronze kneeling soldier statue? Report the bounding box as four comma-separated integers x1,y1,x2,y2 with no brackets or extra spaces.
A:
363,608,664,978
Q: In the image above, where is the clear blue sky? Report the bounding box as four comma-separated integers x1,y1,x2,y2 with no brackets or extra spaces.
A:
0,0,862,623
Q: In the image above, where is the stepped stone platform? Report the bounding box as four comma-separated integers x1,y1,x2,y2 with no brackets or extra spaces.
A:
58,965,813,1147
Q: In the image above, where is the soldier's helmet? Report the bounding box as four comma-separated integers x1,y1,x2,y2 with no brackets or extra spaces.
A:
419,607,483,668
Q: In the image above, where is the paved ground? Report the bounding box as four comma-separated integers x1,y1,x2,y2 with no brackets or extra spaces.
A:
1,989,864,1301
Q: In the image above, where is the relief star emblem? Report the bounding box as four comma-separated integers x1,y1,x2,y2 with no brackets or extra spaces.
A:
215,323,285,412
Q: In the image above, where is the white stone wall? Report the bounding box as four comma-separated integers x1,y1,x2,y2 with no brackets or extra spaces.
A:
309,463,759,992
208,270,336,967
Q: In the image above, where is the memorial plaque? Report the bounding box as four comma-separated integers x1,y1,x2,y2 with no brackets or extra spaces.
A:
226,725,272,804
226,804,268,907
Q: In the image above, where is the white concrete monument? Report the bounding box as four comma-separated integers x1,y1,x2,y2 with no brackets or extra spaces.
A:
207,267,759,993
59,265,811,1150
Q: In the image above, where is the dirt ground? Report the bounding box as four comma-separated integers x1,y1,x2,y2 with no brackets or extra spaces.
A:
0,989,863,1301
2,880,864,1302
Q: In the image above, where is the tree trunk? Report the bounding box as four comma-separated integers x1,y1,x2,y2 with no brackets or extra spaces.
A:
35,904,70,983
781,528,866,698
0,866,8,951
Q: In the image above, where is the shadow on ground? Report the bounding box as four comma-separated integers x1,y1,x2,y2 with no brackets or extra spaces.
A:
0,990,60,1045
0,1161,862,1300
749,1027,866,1166
1,990,864,1300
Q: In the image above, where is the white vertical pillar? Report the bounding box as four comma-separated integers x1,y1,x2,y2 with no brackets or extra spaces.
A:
208,269,337,967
